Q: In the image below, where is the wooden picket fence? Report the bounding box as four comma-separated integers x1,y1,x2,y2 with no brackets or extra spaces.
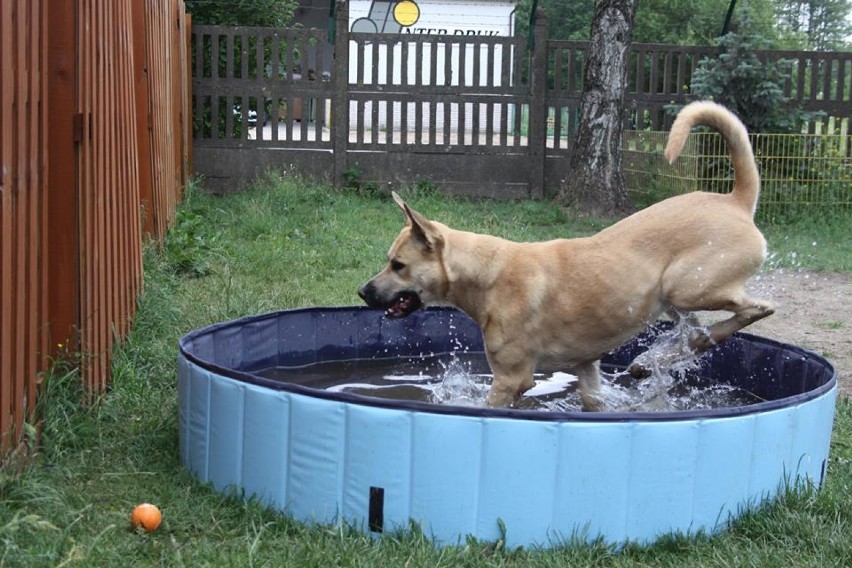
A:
0,0,191,461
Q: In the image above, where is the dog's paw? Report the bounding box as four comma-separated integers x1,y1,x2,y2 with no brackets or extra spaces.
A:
688,327,717,352
580,392,604,412
486,390,516,408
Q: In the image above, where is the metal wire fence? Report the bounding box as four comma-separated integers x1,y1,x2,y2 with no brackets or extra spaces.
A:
624,127,851,222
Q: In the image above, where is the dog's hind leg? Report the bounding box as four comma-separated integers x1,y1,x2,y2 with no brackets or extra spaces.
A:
628,288,774,379
688,296,775,352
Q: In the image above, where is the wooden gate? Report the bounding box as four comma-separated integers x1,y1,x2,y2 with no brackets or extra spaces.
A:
191,5,852,198
192,2,544,197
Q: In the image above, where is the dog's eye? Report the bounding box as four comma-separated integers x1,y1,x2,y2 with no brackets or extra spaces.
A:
390,260,405,272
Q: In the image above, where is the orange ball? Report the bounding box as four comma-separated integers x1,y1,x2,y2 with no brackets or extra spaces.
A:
130,503,162,533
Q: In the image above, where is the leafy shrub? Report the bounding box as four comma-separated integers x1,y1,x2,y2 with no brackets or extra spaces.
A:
688,36,803,133
341,165,380,198
161,186,221,277
669,6,819,134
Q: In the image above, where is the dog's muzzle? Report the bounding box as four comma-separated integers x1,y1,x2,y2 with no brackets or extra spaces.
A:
358,282,423,319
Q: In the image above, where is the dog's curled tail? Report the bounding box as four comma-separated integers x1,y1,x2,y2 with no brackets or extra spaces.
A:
665,101,760,215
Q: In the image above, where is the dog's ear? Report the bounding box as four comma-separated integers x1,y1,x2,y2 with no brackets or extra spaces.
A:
391,191,407,211
391,192,442,252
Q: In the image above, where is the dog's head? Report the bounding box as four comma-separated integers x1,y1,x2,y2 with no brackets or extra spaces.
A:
358,192,447,318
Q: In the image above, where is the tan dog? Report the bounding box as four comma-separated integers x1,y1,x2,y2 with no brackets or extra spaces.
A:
358,101,774,411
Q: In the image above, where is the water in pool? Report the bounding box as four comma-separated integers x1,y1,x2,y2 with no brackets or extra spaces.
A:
256,350,764,412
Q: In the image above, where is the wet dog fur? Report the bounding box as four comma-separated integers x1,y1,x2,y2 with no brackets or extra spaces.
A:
358,101,774,411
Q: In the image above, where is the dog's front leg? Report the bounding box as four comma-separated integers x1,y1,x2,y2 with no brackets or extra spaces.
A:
486,355,536,408
575,361,603,412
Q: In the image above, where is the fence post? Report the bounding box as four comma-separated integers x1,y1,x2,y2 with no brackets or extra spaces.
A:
332,0,349,188
46,0,79,353
527,8,548,199
132,0,155,236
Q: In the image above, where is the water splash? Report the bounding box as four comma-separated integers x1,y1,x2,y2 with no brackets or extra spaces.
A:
424,324,753,412
430,354,490,406
263,331,761,412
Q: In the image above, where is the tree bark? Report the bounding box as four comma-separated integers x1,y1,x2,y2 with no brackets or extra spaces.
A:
555,0,637,216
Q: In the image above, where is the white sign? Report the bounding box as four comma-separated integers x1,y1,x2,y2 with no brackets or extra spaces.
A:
350,0,515,37
348,0,518,132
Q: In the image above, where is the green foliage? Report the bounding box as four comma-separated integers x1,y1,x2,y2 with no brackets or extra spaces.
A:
661,6,847,221
662,7,852,223
341,165,381,198
633,0,758,45
667,16,847,221
630,176,674,211
756,136,852,224
684,6,814,134
160,184,222,277
517,0,851,49
33,360,96,461
185,0,298,27
517,0,788,45
515,0,596,41
408,179,443,199
775,0,852,50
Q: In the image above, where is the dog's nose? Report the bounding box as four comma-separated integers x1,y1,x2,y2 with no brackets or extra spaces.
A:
357,283,371,302
358,282,379,306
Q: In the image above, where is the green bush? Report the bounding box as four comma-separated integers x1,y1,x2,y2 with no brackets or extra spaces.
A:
160,184,222,277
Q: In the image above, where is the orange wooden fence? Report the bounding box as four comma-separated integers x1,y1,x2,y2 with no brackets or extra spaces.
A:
1,0,191,459
1,0,49,458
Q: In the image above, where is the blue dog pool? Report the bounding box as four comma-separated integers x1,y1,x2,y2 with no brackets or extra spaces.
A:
178,306,837,547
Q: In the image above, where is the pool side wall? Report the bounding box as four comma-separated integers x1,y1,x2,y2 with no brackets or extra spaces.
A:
178,354,837,547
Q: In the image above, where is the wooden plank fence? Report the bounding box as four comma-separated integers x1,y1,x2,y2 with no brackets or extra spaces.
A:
192,3,851,200
1,0,190,461
1,0,48,458
139,0,192,242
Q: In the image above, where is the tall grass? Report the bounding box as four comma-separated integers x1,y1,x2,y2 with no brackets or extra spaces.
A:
1,173,849,567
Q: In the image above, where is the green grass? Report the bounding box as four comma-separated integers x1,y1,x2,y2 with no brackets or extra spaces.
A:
760,211,852,272
1,174,850,567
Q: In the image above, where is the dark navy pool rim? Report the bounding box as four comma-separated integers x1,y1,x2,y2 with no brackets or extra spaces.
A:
178,306,837,423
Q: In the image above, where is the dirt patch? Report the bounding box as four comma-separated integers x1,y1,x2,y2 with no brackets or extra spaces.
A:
701,271,851,398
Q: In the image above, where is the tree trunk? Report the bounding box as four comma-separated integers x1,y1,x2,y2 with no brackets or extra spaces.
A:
555,0,637,216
